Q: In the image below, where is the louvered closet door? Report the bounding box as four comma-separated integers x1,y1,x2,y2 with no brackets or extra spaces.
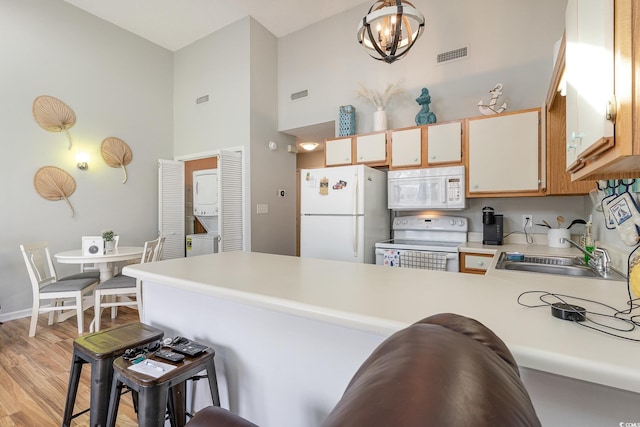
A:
219,150,244,252
158,159,185,259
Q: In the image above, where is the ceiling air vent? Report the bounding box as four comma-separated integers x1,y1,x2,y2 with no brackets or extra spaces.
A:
196,95,209,104
437,46,468,64
290,89,309,102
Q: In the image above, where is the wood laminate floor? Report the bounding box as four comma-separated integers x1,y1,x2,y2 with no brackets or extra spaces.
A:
0,308,141,426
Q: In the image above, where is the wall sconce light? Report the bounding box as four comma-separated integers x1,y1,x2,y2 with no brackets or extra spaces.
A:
299,142,319,151
76,152,89,170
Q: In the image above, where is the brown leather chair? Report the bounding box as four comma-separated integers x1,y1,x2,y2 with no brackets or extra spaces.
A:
186,313,540,427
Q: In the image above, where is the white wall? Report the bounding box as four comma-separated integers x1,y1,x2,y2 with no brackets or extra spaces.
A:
174,17,297,256
278,0,567,133
173,18,251,158
249,19,297,255
0,0,173,318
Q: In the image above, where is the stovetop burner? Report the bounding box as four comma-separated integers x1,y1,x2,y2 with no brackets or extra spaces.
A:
375,215,468,252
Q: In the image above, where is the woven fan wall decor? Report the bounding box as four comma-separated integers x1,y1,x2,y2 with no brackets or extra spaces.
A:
101,137,133,184
32,95,76,150
33,166,77,217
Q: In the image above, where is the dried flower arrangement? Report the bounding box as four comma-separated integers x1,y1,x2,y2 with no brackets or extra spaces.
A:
355,80,405,109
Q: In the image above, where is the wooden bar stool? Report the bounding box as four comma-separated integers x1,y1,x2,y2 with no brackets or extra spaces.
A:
106,348,220,427
62,322,164,427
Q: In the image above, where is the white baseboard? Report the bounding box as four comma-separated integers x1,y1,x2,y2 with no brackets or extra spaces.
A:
0,308,31,323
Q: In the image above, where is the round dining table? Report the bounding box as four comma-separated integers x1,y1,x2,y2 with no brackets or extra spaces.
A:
55,246,144,282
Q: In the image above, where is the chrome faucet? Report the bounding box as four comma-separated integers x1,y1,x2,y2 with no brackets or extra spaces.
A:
561,238,611,272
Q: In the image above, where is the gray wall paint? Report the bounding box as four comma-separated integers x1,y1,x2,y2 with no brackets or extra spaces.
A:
1,0,173,316
249,19,297,255
173,18,251,158
278,0,567,133
173,17,297,256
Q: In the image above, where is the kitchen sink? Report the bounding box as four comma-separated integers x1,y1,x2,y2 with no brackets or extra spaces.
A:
494,252,626,281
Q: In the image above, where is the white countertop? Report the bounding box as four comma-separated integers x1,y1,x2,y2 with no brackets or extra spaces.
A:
124,250,640,394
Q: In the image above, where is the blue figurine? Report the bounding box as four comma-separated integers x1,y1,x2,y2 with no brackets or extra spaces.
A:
415,88,437,125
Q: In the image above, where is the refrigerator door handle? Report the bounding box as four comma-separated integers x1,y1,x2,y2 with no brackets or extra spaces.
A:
353,215,358,257
353,169,358,216
353,169,359,257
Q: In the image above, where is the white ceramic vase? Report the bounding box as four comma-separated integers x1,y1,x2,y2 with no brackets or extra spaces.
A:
373,107,388,131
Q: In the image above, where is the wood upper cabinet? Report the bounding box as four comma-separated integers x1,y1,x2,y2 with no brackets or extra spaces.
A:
355,132,388,165
389,127,422,168
565,0,615,173
426,121,462,165
566,0,640,180
466,108,542,197
325,137,353,166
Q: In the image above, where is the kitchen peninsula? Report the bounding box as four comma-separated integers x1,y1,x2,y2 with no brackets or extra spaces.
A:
124,252,640,426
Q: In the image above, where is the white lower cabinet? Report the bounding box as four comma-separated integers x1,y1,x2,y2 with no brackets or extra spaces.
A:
460,252,493,275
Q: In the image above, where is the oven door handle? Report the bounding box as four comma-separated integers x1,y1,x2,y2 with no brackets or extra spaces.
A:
376,248,458,259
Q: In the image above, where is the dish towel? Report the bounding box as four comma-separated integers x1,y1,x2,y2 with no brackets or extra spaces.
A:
400,251,447,271
383,250,401,267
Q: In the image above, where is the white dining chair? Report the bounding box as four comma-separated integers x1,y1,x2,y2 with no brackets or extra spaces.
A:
20,241,99,337
91,236,165,332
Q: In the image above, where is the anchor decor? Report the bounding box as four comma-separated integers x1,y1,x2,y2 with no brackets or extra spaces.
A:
477,83,507,115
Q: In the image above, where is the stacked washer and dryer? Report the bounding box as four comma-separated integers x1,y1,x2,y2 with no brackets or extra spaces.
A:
186,169,219,257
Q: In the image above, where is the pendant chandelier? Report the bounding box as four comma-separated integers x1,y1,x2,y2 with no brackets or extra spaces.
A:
357,0,425,64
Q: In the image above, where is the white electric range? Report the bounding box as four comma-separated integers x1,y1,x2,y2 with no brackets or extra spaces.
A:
375,215,468,272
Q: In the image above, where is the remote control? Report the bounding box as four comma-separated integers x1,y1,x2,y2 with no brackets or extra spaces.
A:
155,349,185,363
170,336,209,357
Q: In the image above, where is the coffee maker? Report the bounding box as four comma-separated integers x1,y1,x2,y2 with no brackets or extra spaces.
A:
482,207,503,245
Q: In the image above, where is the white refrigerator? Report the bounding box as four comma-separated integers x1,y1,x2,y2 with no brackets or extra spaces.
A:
300,165,389,263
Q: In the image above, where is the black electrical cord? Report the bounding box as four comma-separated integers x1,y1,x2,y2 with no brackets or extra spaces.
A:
517,290,640,342
522,216,534,244
503,216,534,244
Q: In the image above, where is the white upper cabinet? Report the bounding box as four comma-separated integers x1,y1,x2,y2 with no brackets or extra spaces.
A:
355,132,387,164
325,137,353,166
467,109,541,195
390,127,422,168
427,121,462,165
565,0,614,170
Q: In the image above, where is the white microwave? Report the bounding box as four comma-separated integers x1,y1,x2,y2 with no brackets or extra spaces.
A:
387,166,466,210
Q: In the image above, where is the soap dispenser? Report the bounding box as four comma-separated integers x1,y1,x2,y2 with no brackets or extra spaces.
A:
584,215,594,264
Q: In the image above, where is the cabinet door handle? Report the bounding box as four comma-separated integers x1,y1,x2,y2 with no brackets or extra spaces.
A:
606,96,617,122
571,131,584,142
